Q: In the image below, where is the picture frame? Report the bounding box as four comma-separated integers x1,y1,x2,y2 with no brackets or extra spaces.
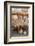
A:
4,1,34,44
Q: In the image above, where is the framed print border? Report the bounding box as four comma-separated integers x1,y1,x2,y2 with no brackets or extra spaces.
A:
4,1,34,44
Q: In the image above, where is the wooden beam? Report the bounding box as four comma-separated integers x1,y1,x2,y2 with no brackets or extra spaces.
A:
12,12,28,16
